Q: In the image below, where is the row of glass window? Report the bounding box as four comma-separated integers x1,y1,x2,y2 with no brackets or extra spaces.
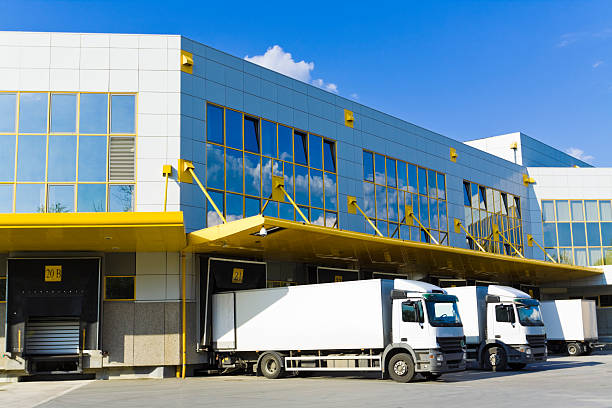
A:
363,150,446,200
204,189,338,228
546,247,612,267
463,181,521,218
0,134,116,183
207,103,336,172
0,92,136,134
365,220,449,245
542,199,612,222
543,222,612,248
0,183,134,213
464,209,524,246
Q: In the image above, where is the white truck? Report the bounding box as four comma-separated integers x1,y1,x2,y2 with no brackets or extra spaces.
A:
446,285,547,371
541,299,601,356
210,279,466,382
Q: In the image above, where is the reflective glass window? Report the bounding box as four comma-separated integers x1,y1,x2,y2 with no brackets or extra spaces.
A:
514,197,521,218
325,211,337,228
278,125,292,161
77,184,106,212
463,182,471,206
324,173,337,211
376,185,387,220
374,154,385,184
543,223,557,247
542,200,555,221
585,200,598,221
0,93,16,132
225,148,243,193
400,224,410,240
397,162,407,191
418,167,427,196
600,201,612,221
571,200,584,221
363,151,374,182
363,182,375,217
398,191,405,223
294,165,309,206
261,120,276,157
437,173,446,200
574,248,587,266
79,94,108,134
311,208,324,226
109,185,134,212
430,198,438,230
586,223,601,246
279,202,294,221
559,248,573,264
244,116,260,153
47,184,74,213
78,136,107,182
225,109,242,149
589,248,603,266
309,134,322,169
439,201,447,230
572,223,586,246
387,188,398,222
244,153,261,197
206,190,224,227
226,193,243,222
261,158,272,198
284,162,294,197
310,169,324,208
206,143,224,190
386,158,397,187
206,104,224,144
245,197,260,217
15,184,44,213
51,94,76,133
407,164,417,193
19,93,47,133
110,95,135,133
16,135,46,181
471,183,479,209
428,169,437,198
294,131,308,165
606,248,612,265
48,136,77,181
546,248,559,263
0,135,16,182
272,159,283,178
556,200,570,221
263,200,278,217
0,184,13,213
378,220,388,237
419,195,429,228
601,223,612,246
323,140,336,173
557,223,572,246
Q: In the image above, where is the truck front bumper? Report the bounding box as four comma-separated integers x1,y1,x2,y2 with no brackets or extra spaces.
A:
414,349,466,374
507,345,547,364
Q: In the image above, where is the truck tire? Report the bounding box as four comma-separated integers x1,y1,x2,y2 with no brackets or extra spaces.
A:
388,353,415,383
260,353,284,379
567,343,582,356
483,346,507,371
508,363,526,370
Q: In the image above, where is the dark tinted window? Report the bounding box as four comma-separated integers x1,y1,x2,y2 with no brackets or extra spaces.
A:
105,276,134,300
495,304,515,323
402,301,423,323
323,140,336,172
206,104,224,144
363,151,373,182
294,131,308,164
244,116,260,153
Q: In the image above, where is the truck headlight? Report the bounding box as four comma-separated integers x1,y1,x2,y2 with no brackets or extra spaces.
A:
526,348,532,355
436,355,444,362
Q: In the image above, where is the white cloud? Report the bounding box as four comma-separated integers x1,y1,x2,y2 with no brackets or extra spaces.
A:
593,60,604,68
245,45,338,93
350,93,359,100
565,147,594,163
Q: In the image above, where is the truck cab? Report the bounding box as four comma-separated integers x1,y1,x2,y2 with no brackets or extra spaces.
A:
388,280,466,378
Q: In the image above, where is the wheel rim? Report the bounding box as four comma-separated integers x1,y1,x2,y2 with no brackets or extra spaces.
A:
394,360,408,376
568,345,577,354
265,359,277,374
489,352,499,366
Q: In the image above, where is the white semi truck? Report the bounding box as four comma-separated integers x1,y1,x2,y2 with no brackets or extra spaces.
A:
541,299,601,356
209,279,466,382
446,285,547,371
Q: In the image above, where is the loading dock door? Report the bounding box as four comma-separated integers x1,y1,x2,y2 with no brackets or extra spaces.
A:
25,318,80,356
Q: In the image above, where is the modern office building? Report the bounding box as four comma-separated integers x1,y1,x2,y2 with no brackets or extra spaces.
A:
0,31,610,380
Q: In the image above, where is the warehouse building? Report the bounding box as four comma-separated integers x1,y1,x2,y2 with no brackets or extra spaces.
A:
0,31,610,380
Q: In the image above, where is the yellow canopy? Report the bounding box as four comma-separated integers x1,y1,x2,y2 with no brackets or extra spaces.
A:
187,215,602,285
0,212,186,252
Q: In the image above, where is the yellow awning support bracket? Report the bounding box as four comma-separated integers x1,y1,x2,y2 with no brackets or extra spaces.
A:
347,196,383,237
406,205,439,245
162,165,172,212
272,176,310,224
453,218,486,253
493,223,524,258
527,234,558,263
180,160,226,224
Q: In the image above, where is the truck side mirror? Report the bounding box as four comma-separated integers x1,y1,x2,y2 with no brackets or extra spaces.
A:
391,290,408,300
486,295,501,303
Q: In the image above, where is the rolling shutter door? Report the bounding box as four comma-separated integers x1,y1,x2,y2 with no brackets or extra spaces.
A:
25,319,80,356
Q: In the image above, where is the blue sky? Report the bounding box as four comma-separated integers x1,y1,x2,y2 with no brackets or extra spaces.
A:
2,0,611,165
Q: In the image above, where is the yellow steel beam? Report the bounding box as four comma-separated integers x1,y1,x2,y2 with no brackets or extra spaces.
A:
453,218,486,253
347,196,383,237
527,234,558,263
163,165,172,212
406,205,439,245
272,175,310,224
493,223,524,258
185,165,226,224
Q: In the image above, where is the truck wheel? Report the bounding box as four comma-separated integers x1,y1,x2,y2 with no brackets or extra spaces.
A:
508,363,526,370
567,343,582,356
388,353,415,383
584,345,593,355
260,353,284,379
483,346,507,371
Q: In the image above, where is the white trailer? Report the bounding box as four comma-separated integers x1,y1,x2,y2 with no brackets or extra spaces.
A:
447,286,547,371
210,279,466,382
540,300,601,356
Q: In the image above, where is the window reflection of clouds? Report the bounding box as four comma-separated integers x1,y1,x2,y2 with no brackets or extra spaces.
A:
324,173,336,211
19,93,47,133
245,153,261,197
309,169,323,208
206,144,224,190
225,148,243,193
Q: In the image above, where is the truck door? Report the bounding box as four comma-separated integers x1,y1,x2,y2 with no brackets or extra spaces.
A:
492,303,521,344
396,299,428,348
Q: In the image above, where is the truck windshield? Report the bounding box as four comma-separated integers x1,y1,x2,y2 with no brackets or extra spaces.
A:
516,304,544,326
425,301,462,327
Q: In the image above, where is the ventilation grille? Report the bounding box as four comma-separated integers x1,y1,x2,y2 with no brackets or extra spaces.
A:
109,137,135,181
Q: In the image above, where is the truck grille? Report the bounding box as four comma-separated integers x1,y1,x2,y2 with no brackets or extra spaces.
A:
437,337,464,353
526,334,546,348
